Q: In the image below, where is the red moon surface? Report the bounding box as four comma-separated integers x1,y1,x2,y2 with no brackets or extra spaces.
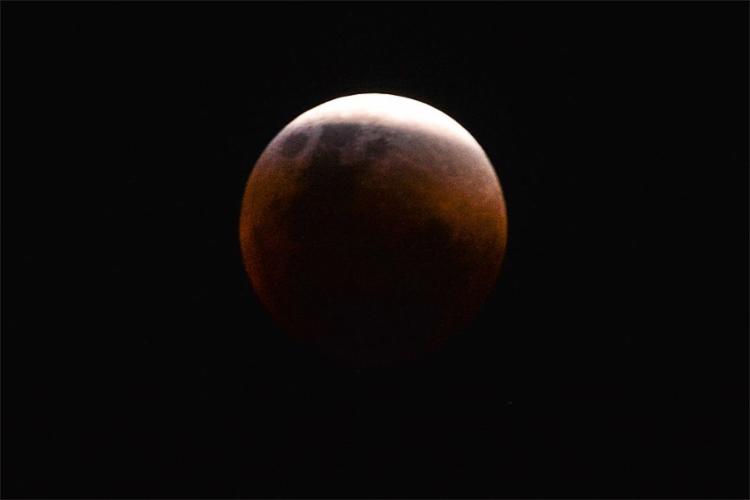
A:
240,94,507,366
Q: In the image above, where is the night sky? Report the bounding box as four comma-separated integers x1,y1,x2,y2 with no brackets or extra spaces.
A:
2,2,748,498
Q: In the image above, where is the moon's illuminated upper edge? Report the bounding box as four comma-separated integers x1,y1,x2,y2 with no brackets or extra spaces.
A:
285,93,482,151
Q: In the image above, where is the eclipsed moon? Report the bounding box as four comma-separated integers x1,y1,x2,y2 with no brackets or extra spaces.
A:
240,94,507,366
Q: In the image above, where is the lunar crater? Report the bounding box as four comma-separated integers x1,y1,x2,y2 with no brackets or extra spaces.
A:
280,132,309,158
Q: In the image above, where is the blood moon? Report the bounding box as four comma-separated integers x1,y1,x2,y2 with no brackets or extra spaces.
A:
240,94,507,366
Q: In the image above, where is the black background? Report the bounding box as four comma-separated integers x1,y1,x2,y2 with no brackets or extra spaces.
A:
2,2,748,498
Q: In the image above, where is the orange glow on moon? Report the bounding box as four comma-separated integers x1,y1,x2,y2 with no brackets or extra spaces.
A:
240,94,507,366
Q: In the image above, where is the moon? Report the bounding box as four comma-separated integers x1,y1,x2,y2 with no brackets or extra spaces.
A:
240,94,507,366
